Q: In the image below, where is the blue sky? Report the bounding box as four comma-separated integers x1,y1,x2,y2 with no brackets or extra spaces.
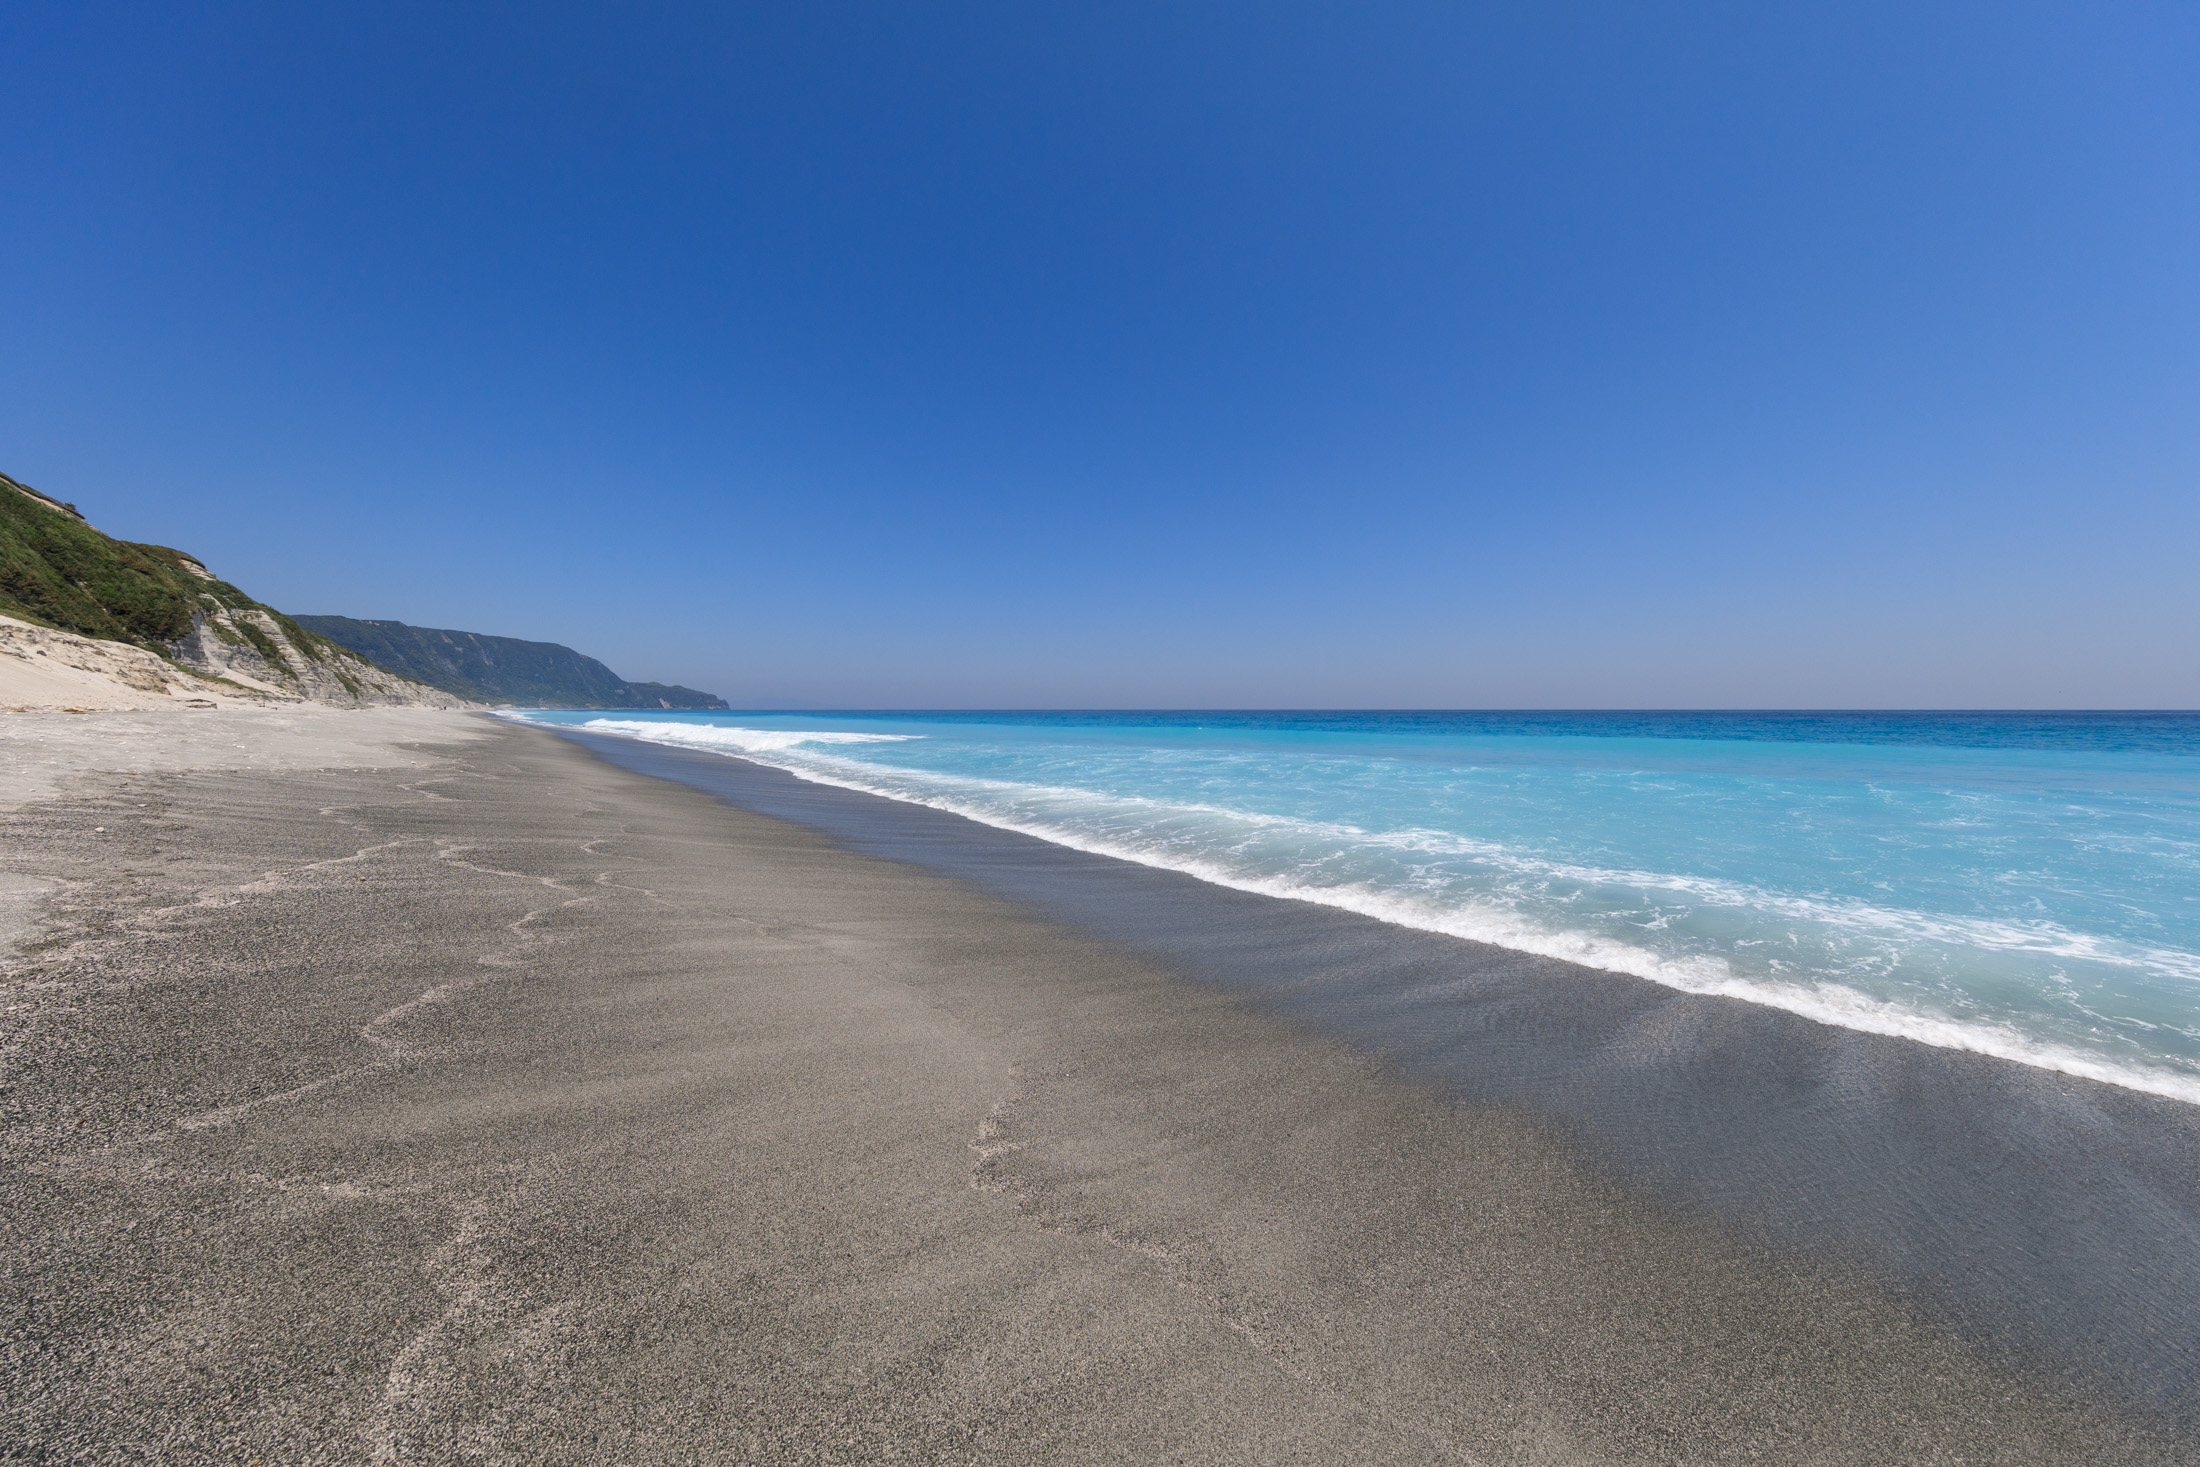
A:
4,2,2195,707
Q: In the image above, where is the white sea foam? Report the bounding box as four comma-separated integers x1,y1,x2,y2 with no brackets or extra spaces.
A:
547,715,2200,1107
577,719,920,753
1341,823,2200,982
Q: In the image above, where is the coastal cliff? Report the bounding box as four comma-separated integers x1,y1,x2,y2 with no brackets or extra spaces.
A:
1,471,471,710
293,616,729,709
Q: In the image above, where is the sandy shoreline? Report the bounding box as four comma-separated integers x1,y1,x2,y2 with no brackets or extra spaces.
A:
569,731,2200,1421
2,712,2191,1461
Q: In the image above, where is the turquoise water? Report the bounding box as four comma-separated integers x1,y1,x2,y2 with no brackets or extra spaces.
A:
513,710,2200,1103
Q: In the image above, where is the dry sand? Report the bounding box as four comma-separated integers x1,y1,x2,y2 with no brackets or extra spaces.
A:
1,714,2188,1462
0,707,491,966
0,706,492,813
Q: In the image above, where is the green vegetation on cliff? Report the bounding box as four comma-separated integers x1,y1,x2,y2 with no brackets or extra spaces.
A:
292,616,729,709
0,471,344,668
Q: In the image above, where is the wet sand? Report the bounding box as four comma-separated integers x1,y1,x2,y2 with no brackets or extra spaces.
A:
2,715,2191,1462
573,731,2200,1426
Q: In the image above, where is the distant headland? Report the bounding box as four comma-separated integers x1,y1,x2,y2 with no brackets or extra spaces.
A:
294,616,728,710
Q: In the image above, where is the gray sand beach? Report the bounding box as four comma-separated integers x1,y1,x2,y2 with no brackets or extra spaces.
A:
3,713,2191,1462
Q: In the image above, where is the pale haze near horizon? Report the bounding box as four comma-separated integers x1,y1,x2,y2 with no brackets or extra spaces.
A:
2,2,2195,709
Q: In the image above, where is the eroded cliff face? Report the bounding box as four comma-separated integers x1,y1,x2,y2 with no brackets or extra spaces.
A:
165,606,473,708
0,614,214,709
1,610,475,712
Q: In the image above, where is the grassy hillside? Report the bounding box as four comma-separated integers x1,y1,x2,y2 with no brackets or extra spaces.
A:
0,470,346,672
292,616,729,709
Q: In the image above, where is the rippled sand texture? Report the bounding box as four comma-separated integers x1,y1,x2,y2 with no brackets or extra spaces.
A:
1,716,2188,1461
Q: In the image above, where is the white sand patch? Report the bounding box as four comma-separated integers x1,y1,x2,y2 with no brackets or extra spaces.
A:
0,613,233,710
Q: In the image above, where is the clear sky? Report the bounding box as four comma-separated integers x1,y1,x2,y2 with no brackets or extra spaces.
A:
4,2,2195,708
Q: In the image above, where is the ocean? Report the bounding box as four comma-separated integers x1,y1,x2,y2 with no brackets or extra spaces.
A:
511,709,2200,1106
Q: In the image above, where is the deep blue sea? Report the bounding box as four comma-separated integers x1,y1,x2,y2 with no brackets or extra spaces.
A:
513,710,2200,1104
